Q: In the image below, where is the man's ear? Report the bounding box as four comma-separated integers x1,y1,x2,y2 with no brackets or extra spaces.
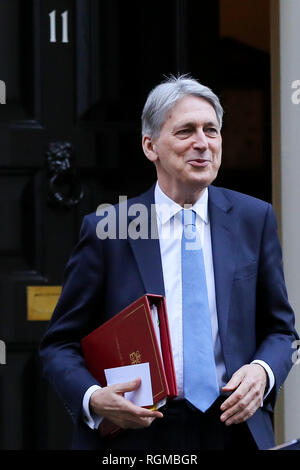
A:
142,135,158,163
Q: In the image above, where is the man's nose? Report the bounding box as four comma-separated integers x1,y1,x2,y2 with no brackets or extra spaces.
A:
192,129,209,150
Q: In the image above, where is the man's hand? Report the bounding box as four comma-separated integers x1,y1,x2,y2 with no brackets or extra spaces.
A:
89,378,163,430
220,364,267,426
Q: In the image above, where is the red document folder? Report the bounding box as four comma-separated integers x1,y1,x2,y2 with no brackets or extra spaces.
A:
80,294,177,436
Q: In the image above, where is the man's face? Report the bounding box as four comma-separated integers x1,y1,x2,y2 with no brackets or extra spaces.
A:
143,95,222,202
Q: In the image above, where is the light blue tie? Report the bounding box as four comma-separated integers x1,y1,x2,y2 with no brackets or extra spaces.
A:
181,209,219,412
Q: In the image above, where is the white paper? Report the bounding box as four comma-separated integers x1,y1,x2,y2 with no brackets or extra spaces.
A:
104,362,153,407
151,304,162,357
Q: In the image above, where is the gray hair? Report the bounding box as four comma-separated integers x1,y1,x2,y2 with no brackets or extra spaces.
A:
141,74,223,139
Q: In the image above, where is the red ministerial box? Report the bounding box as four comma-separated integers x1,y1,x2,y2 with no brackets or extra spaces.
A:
81,294,177,405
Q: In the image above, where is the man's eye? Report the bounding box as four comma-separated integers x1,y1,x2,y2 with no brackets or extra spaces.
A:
205,127,218,135
176,128,192,136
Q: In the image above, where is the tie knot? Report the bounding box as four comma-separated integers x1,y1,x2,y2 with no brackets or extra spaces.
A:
182,209,200,248
182,209,196,227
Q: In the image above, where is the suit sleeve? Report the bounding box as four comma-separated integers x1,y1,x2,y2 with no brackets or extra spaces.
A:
253,203,298,406
39,215,104,424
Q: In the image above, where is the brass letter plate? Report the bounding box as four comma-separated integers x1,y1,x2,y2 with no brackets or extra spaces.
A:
27,286,62,321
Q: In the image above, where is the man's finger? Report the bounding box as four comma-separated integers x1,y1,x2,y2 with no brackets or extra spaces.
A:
110,386,164,419
220,380,251,411
220,386,252,418
111,377,142,394
221,398,258,426
135,407,164,419
221,369,244,393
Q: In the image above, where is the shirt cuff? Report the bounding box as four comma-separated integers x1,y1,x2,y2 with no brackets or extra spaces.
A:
82,385,104,430
251,359,275,405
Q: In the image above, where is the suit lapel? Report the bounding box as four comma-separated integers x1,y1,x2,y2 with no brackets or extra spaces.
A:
127,186,165,296
208,186,238,353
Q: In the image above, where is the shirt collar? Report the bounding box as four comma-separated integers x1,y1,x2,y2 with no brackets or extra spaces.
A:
154,181,208,225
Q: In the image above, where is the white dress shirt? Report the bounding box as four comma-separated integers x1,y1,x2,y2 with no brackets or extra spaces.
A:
155,182,226,395
82,182,274,429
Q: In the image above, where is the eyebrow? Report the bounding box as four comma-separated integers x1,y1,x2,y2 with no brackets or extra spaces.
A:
173,120,220,131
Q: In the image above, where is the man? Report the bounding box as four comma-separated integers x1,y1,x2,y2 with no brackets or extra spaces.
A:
39,75,298,450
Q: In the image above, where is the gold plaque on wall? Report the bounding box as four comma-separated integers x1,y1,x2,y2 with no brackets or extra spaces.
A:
27,286,62,321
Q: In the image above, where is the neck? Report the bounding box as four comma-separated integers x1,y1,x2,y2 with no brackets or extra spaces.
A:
158,181,206,207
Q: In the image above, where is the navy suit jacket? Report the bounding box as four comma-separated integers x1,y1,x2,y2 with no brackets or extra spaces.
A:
39,184,298,450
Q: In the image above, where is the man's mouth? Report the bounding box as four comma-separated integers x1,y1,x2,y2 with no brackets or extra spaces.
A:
186,158,211,167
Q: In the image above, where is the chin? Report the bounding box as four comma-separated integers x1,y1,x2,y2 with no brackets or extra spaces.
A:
187,172,217,188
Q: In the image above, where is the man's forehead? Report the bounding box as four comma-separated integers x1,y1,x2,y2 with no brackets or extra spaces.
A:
164,102,219,129
166,96,217,119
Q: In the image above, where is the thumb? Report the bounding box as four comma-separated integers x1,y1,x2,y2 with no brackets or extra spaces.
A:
112,377,141,394
222,370,243,392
